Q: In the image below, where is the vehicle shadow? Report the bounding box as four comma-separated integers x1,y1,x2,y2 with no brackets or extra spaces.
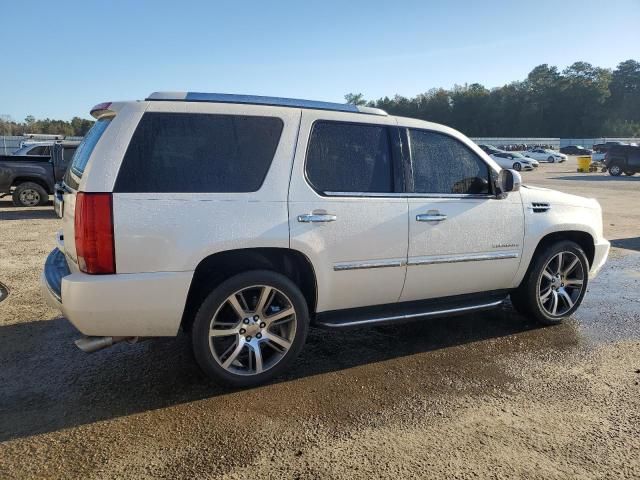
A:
0,199,56,221
0,306,579,443
611,237,640,252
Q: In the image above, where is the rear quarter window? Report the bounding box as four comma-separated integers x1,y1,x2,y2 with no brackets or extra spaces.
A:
64,118,111,189
114,113,284,193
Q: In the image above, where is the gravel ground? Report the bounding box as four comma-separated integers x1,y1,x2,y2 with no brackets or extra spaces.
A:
0,157,639,479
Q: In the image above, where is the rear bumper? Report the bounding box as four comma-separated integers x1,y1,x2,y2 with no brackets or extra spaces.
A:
41,248,193,337
590,239,610,278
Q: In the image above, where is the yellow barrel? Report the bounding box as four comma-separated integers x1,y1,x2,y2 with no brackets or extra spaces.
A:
577,155,591,172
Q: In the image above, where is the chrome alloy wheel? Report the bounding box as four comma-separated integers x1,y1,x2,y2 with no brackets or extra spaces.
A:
537,251,585,317
19,188,41,206
209,285,297,376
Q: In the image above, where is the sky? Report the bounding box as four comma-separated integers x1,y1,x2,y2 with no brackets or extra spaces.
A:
1,0,639,121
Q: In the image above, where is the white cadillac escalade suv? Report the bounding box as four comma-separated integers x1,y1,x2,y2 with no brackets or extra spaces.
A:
42,92,610,387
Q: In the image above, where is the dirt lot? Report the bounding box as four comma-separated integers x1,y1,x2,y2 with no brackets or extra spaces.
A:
1,157,639,479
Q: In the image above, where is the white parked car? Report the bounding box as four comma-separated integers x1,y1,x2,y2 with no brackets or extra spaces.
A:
477,145,536,171
512,152,539,168
492,151,539,171
524,148,567,163
42,92,610,387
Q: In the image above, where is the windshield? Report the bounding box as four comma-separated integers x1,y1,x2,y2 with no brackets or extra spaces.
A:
63,117,112,189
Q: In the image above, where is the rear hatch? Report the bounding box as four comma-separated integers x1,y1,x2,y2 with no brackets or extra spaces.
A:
60,115,113,271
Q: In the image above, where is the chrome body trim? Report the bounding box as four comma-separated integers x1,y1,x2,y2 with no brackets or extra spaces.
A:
316,300,505,328
333,251,518,271
298,213,337,223
407,251,519,266
416,213,447,222
334,259,404,271
323,191,496,199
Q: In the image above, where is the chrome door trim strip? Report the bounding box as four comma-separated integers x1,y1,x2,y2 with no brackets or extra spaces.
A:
333,259,404,271
316,300,504,328
407,251,519,266
334,252,519,271
323,191,496,199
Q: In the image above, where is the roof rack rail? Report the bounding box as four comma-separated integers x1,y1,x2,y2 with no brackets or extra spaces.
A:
146,92,387,116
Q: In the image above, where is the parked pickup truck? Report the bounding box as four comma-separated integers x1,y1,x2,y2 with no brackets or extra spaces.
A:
0,141,79,206
605,144,640,176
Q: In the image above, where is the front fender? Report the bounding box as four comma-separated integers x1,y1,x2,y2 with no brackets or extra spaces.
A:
512,204,604,287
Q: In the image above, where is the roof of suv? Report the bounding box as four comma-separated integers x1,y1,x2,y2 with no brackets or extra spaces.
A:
146,91,388,116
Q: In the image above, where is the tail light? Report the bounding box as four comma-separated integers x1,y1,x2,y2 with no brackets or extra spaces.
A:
75,192,115,274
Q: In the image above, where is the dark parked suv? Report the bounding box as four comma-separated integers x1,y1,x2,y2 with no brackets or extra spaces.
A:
605,145,640,176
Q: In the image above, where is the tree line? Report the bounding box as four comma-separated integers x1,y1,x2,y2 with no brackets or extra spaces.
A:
0,115,94,137
346,60,640,138
1,59,638,139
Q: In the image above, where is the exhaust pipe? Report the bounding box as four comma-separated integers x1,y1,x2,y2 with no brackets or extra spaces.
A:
74,336,138,353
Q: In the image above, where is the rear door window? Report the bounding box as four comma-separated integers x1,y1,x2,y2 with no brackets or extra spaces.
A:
305,121,393,194
114,113,283,193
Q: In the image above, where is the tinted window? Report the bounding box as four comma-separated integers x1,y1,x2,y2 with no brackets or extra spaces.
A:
65,118,112,189
115,113,283,193
62,147,77,163
306,122,393,193
27,146,50,156
409,129,490,194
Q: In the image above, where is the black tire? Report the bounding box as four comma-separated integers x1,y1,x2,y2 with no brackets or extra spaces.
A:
510,240,589,325
609,164,622,176
513,162,522,171
548,156,555,163
12,182,48,207
624,171,636,176
191,270,309,387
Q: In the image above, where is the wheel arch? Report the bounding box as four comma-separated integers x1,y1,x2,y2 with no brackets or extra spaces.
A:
608,156,626,168
180,247,317,332
518,230,595,288
12,176,52,194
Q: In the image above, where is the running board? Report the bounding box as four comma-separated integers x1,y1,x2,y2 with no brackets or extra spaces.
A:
315,292,508,329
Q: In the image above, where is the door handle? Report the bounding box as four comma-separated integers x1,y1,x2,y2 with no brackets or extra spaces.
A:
297,213,337,223
416,213,447,223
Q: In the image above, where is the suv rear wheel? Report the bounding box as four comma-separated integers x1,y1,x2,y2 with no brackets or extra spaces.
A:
624,171,636,176
12,182,48,207
191,270,309,387
510,241,588,325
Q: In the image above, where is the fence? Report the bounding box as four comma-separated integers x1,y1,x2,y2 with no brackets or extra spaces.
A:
471,138,560,149
559,138,640,148
472,138,640,150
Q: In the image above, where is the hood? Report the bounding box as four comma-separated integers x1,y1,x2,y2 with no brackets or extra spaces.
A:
521,185,600,209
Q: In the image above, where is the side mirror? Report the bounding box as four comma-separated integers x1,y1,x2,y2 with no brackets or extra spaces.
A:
497,169,521,198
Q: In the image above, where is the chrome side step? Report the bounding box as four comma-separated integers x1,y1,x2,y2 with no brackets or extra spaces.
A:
315,296,506,329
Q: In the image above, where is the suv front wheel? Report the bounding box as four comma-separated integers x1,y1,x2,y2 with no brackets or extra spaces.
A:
191,270,309,387
511,241,588,325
